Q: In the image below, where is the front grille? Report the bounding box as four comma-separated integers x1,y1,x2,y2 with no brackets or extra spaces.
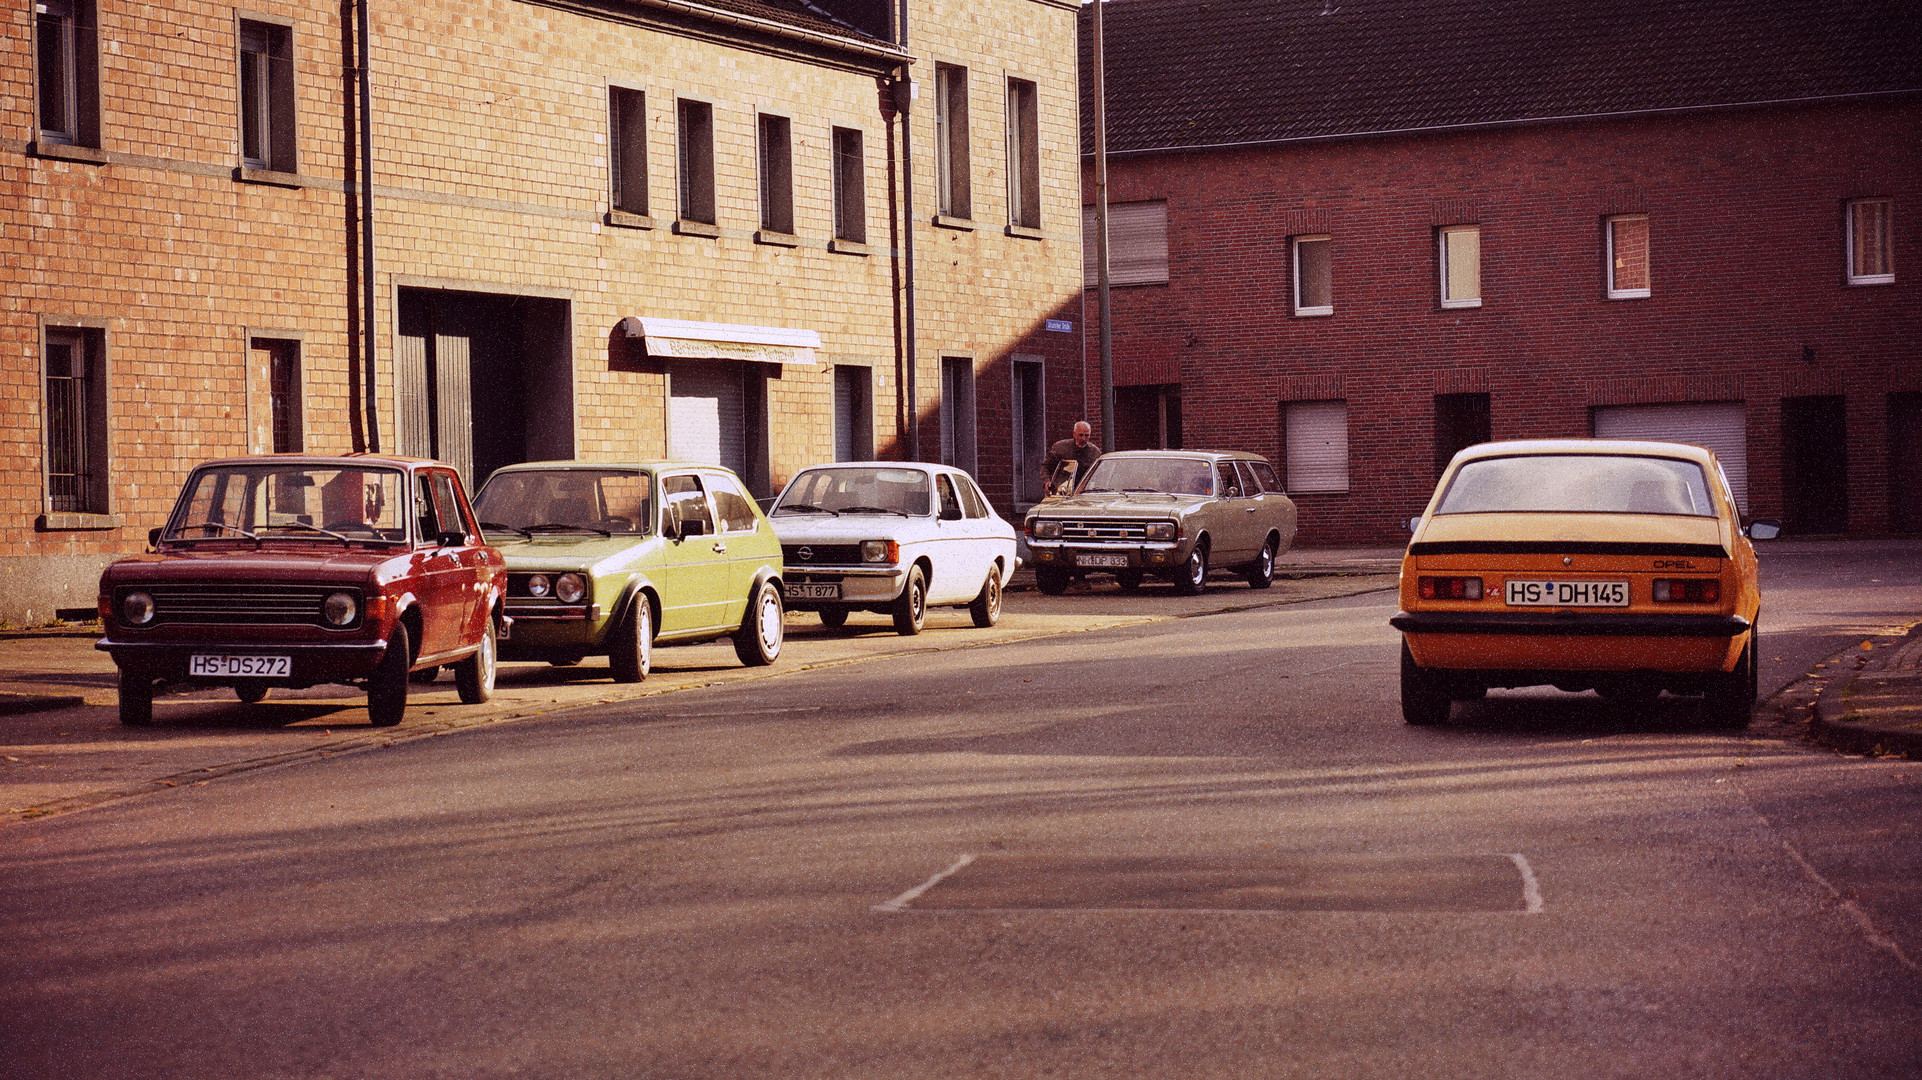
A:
141,584,352,627
1056,520,1154,542
783,543,865,565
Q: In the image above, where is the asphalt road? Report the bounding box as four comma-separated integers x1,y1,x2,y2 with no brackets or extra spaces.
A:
2,541,1919,1079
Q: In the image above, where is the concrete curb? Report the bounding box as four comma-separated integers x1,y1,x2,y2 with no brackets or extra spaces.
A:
0,693,87,717
1811,621,1922,758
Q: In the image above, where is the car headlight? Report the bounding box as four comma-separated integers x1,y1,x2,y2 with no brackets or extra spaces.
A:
322,591,359,627
555,573,587,603
1030,519,1061,539
861,540,899,564
526,574,551,598
121,591,156,626
1145,521,1177,541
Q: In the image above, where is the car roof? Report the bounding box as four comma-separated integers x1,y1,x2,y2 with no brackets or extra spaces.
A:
1450,438,1719,466
788,461,971,475
487,460,739,474
189,453,441,470
1094,449,1273,463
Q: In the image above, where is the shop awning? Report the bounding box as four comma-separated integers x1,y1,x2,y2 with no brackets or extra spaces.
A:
618,316,820,366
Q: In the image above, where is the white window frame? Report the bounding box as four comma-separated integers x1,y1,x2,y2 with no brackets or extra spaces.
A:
1605,214,1651,300
1846,198,1894,286
1439,225,1481,308
1292,234,1333,316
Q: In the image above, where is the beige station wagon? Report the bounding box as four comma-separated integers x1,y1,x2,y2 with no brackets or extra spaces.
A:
1022,450,1298,594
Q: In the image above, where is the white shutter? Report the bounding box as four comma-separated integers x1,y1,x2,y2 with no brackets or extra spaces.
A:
1083,201,1169,287
1593,402,1748,513
669,360,745,476
1285,400,1349,493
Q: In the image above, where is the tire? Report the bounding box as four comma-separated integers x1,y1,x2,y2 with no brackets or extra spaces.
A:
1034,567,1071,596
235,683,270,705
367,622,411,728
818,608,849,630
1704,625,1757,730
1115,570,1144,592
118,668,156,727
609,596,653,683
455,616,498,704
969,569,1003,628
410,665,441,684
892,566,928,635
1173,543,1209,595
734,579,784,665
1246,539,1276,589
1400,640,1451,726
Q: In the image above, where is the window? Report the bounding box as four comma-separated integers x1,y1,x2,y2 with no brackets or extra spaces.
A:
661,473,713,533
1011,358,1047,502
1283,400,1348,493
238,19,296,172
940,356,977,472
1082,201,1169,286
705,472,760,534
44,327,109,515
936,474,963,518
757,113,793,235
1293,235,1332,315
609,86,648,217
1433,393,1490,478
1006,77,1040,230
958,475,989,518
36,0,98,147
833,365,873,461
252,337,303,453
677,99,715,226
1439,225,1481,308
935,63,971,219
1847,199,1894,285
831,127,867,244
1606,215,1650,299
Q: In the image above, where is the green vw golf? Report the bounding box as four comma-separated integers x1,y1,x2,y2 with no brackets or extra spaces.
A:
471,461,786,681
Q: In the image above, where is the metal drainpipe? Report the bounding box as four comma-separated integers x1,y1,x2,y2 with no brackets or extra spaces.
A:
896,0,918,461
358,0,380,452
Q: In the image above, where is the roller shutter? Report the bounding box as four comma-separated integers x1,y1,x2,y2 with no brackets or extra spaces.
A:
1593,402,1748,513
669,360,746,477
1284,400,1349,493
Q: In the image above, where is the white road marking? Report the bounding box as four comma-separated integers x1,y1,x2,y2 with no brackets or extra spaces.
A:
1507,853,1545,914
874,854,975,913
1775,835,1918,973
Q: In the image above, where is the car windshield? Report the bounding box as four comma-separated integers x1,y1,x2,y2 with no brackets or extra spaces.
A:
774,467,932,516
473,469,654,535
1435,454,1717,516
1078,457,1214,496
166,464,408,542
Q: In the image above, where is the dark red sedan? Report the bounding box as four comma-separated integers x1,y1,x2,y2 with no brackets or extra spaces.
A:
96,455,506,727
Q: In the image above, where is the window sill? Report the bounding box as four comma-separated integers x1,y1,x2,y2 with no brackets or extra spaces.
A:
1293,306,1334,318
606,210,657,230
234,166,304,188
932,214,975,231
754,229,800,248
1440,299,1483,310
828,238,872,256
1606,289,1651,301
29,141,108,165
673,219,721,238
37,512,121,531
1846,275,1895,287
1005,223,1044,240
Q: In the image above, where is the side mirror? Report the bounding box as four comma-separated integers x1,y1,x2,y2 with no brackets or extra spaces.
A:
1746,520,1781,541
148,527,163,549
678,517,707,539
940,505,964,521
437,529,466,547
1406,516,1423,533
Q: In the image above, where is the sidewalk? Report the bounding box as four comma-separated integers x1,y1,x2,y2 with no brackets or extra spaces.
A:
1811,621,1922,758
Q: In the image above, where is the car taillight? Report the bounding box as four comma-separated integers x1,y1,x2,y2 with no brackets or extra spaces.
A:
1418,576,1483,600
1653,578,1720,603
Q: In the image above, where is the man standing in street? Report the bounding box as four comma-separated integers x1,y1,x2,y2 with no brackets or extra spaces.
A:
1042,420,1102,496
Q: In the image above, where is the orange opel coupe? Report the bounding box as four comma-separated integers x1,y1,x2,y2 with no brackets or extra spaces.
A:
1391,439,1777,727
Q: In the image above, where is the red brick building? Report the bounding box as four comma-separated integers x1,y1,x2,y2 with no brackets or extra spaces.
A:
1079,0,1921,545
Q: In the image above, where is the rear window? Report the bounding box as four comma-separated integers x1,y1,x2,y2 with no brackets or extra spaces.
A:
1435,455,1715,516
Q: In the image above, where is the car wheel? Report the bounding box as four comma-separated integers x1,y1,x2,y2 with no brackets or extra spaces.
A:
1400,640,1451,726
892,566,928,636
734,580,784,665
1115,570,1144,592
409,665,441,684
1704,625,1757,729
1173,543,1209,595
1246,539,1276,589
118,668,156,727
969,569,1002,628
367,622,410,728
609,596,653,683
455,617,498,704
819,608,849,630
1034,567,1071,596
235,683,270,705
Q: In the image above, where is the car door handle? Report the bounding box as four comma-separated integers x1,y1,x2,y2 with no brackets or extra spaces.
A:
1245,506,1259,513
711,542,727,553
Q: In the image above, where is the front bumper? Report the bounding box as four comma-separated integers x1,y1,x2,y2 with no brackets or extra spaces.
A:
96,638,389,686
1026,541,1182,572
781,565,906,606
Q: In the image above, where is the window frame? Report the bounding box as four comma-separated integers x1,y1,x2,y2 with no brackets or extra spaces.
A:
676,98,717,227
831,126,867,245
1846,198,1895,286
236,15,298,174
250,334,305,454
609,85,649,218
34,0,99,149
1439,225,1482,309
1292,234,1333,316
1005,76,1041,231
1082,201,1169,287
1605,214,1651,300
934,63,972,221
756,112,793,236
40,321,113,524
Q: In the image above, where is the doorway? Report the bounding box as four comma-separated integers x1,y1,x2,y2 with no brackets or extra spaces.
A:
1781,395,1848,534
1890,392,1922,533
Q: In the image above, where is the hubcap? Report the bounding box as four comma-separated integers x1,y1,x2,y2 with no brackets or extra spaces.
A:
759,592,782,652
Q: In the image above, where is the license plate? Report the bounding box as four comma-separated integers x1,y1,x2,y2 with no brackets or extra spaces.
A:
1504,580,1629,607
784,582,841,600
190,654,292,677
1076,552,1130,568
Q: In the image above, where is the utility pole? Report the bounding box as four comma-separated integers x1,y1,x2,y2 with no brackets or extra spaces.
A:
1091,0,1113,453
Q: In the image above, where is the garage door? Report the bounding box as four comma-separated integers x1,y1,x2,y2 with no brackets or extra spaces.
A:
668,360,745,477
1593,402,1748,513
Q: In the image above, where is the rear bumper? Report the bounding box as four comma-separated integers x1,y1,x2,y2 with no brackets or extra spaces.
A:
1390,610,1750,637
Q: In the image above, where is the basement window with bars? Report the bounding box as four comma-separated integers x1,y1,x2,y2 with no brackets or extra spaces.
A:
44,326,110,516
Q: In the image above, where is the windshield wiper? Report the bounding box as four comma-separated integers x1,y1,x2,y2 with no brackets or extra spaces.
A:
524,522,611,537
836,505,910,517
1078,487,1115,494
258,521,354,544
480,520,532,539
170,521,261,547
775,503,839,516
1120,488,1164,494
